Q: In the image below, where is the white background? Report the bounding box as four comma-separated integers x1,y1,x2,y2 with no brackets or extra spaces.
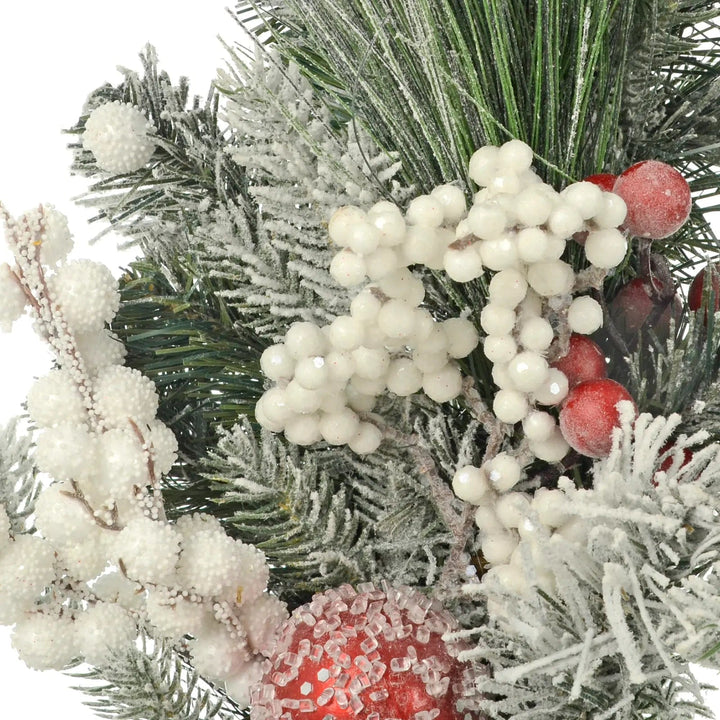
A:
0,2,719,719
0,2,234,717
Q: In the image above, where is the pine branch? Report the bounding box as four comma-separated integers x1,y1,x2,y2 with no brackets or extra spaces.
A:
202,413,453,607
209,42,408,337
460,412,720,718
66,46,249,267
111,257,268,520
0,418,41,534
68,634,241,720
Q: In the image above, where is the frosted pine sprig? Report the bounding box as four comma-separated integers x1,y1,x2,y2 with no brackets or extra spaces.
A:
0,203,287,706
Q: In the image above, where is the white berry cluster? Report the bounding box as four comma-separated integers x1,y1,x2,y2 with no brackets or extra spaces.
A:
257,139,627,460
256,194,481,451
460,142,626,460
0,204,287,707
83,100,156,174
452,456,587,584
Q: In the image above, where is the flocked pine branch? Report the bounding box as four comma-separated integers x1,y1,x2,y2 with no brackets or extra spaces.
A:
205,42,409,337
0,419,40,533
202,412,455,606
68,633,241,720
460,409,720,718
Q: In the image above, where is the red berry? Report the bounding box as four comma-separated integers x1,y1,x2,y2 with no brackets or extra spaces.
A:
610,277,682,338
559,379,637,458
551,334,607,389
688,263,720,314
612,160,691,239
584,173,617,192
251,583,474,720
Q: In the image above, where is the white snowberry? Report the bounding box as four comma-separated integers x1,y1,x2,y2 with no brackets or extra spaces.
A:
488,268,528,307
50,260,120,333
93,365,159,428
83,101,156,174
567,295,604,334
442,317,480,358
329,248,367,286
285,322,328,359
423,362,463,402
21,205,73,266
260,344,295,381
73,330,127,373
0,535,56,624
526,260,575,297
452,465,490,504
348,421,382,454
329,206,366,246
319,407,360,445
406,194,444,227
0,264,26,330
34,481,99,547
484,453,522,492
27,369,87,428
584,228,627,268
114,517,181,586
385,358,423,396
74,602,137,666
493,389,529,424
146,591,209,640
12,613,78,671
35,423,97,481
430,184,467,224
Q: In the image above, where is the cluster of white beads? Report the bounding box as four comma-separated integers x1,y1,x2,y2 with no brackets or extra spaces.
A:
257,307,478,451
463,141,626,461
453,457,585,574
257,192,480,451
259,140,626,461
83,100,156,174
0,204,288,707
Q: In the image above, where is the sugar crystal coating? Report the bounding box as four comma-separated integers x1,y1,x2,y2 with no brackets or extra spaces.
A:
251,583,477,720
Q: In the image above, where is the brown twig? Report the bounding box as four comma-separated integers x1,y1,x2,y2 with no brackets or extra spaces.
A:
60,479,123,532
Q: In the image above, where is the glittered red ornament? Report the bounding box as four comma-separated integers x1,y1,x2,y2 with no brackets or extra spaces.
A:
559,379,637,458
612,160,691,239
250,583,476,720
551,334,606,389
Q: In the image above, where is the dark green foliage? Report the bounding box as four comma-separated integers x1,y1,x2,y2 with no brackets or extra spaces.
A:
112,257,268,519
68,635,241,720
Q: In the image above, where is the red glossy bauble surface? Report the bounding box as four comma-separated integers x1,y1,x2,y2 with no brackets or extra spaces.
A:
551,334,606,389
612,160,691,239
610,277,681,339
250,583,475,720
688,264,720,314
559,379,637,458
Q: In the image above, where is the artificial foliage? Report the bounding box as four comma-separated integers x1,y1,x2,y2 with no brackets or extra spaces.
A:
3,2,720,720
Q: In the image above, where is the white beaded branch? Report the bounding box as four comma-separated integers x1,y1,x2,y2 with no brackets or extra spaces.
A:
0,202,286,707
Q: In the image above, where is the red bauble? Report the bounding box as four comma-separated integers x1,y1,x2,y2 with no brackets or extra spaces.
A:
551,334,607,389
559,379,637,458
584,173,617,192
688,264,720,315
612,160,691,239
250,583,475,720
610,277,682,339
